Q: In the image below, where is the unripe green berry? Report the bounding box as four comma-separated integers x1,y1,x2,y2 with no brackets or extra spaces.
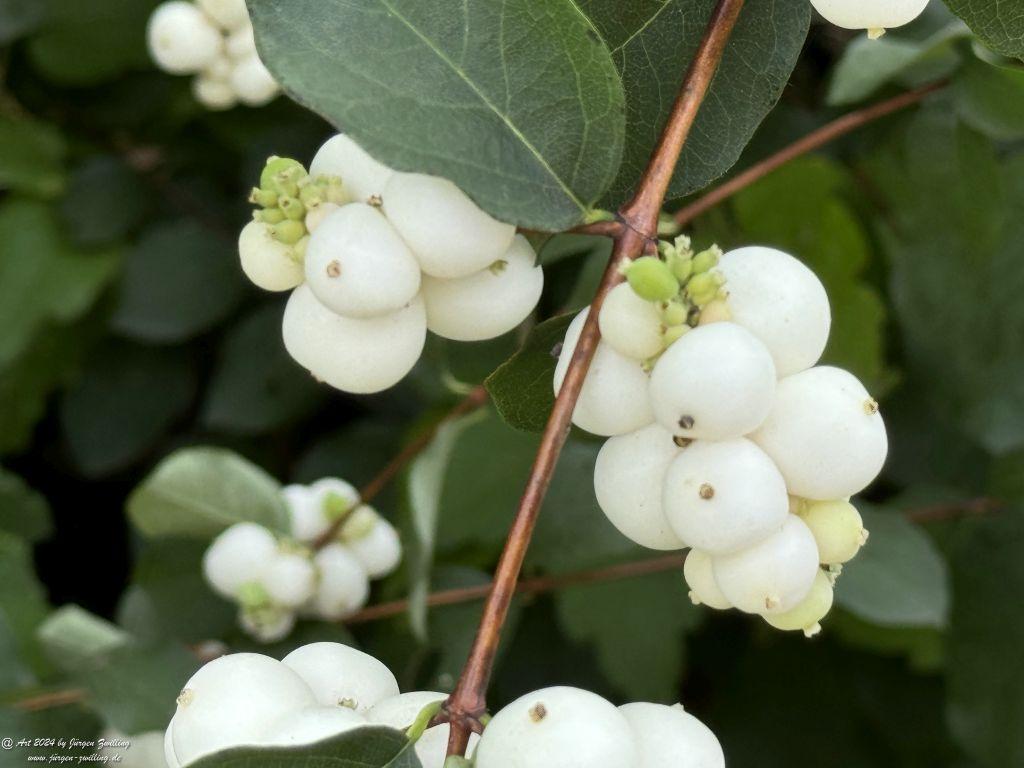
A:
798,499,868,565
237,580,271,610
291,235,310,262
256,208,286,225
299,185,325,208
271,219,307,246
692,245,723,274
279,196,306,221
686,271,723,306
340,507,379,542
763,569,834,637
250,187,279,208
323,491,354,522
626,257,679,302
698,298,732,325
669,254,693,283
261,157,304,191
662,324,690,346
660,300,688,327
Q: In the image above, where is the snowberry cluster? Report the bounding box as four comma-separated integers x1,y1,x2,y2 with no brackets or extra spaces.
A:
164,642,473,768
569,244,887,637
239,135,545,394
146,0,279,109
202,478,401,642
475,686,724,768
810,0,931,38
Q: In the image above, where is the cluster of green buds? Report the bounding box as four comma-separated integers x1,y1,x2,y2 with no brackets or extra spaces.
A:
249,156,348,258
621,235,731,363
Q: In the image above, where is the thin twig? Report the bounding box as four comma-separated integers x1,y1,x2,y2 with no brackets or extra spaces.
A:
441,0,748,754
673,80,947,226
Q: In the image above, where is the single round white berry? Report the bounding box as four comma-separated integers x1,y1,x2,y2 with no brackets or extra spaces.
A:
282,484,329,544
261,706,367,747
282,285,427,394
164,722,181,768
225,21,257,60
345,515,402,579
367,692,480,768
593,423,686,550
553,309,654,437
230,54,279,107
309,477,361,514
684,549,731,610
598,283,664,360
238,606,295,643
282,642,399,712
193,73,237,111
170,653,316,765
147,2,223,74
197,0,250,30
712,515,820,614
619,702,725,768
421,235,543,341
717,246,831,377
810,0,930,35
261,551,317,608
762,568,834,636
238,220,303,292
476,687,637,768
797,499,867,565
662,438,788,555
202,523,278,600
382,173,516,279
649,322,776,440
310,134,393,203
304,203,422,319
311,544,370,620
305,202,342,234
751,366,888,500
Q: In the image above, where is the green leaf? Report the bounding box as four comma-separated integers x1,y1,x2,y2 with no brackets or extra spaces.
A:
0,469,52,542
187,726,421,768
127,447,288,539
59,156,149,246
954,53,1024,140
485,314,572,433
944,0,1024,60
112,221,245,344
946,508,1024,767
0,117,66,198
834,507,950,628
555,570,701,702
582,0,811,205
828,610,944,672
26,0,157,86
0,532,50,677
202,303,325,435
60,342,198,477
0,0,47,44
0,199,120,367
0,706,101,767
36,605,130,672
248,0,626,231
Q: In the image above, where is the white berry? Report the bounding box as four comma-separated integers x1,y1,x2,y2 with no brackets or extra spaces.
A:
593,423,686,550
169,653,316,765
192,73,237,111
164,723,181,768
197,0,250,30
202,523,278,600
148,2,223,75
282,484,329,543
762,568,834,636
382,173,516,279
475,687,637,768
310,134,394,203
311,544,370,620
810,0,930,36
238,220,303,292
712,514,820,614
345,514,402,579
598,283,665,360
367,692,480,768
261,706,367,747
683,550,731,610
305,202,342,234
282,285,426,394
225,22,257,60
553,309,654,437
238,606,295,643
662,438,788,555
751,366,888,500
797,498,867,565
717,246,831,377
421,235,543,341
619,702,725,768
305,203,422,318
649,322,776,440
282,642,399,712
261,551,317,608
230,54,279,106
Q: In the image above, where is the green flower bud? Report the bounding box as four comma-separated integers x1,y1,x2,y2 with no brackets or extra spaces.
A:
673,234,693,255
279,196,306,221
260,156,305,191
686,271,721,306
322,491,354,522
657,212,680,237
237,581,271,610
299,184,325,208
668,253,693,283
660,300,688,327
692,245,723,274
270,219,307,246
249,187,278,208
340,507,379,542
662,324,691,347
625,257,679,302
256,207,285,225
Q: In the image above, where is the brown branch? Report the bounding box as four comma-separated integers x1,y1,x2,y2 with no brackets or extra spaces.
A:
441,0,747,755
9,688,89,712
672,80,947,227
311,385,489,550
906,496,1003,524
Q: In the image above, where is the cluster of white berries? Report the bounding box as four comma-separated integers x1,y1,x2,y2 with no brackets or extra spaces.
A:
202,478,401,642
164,643,724,768
570,244,887,637
810,0,930,39
164,643,470,768
146,0,280,110
238,135,545,394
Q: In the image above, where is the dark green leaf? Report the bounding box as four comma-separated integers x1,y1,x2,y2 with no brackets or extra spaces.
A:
248,0,626,231
485,314,572,433
36,605,130,671
127,447,288,539
0,118,66,198
954,53,1024,140
59,156,149,246
0,469,52,542
0,533,50,677
944,0,1024,60
112,221,245,344
0,706,101,767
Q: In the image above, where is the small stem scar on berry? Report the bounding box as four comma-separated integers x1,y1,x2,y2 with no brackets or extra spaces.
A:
441,0,747,757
